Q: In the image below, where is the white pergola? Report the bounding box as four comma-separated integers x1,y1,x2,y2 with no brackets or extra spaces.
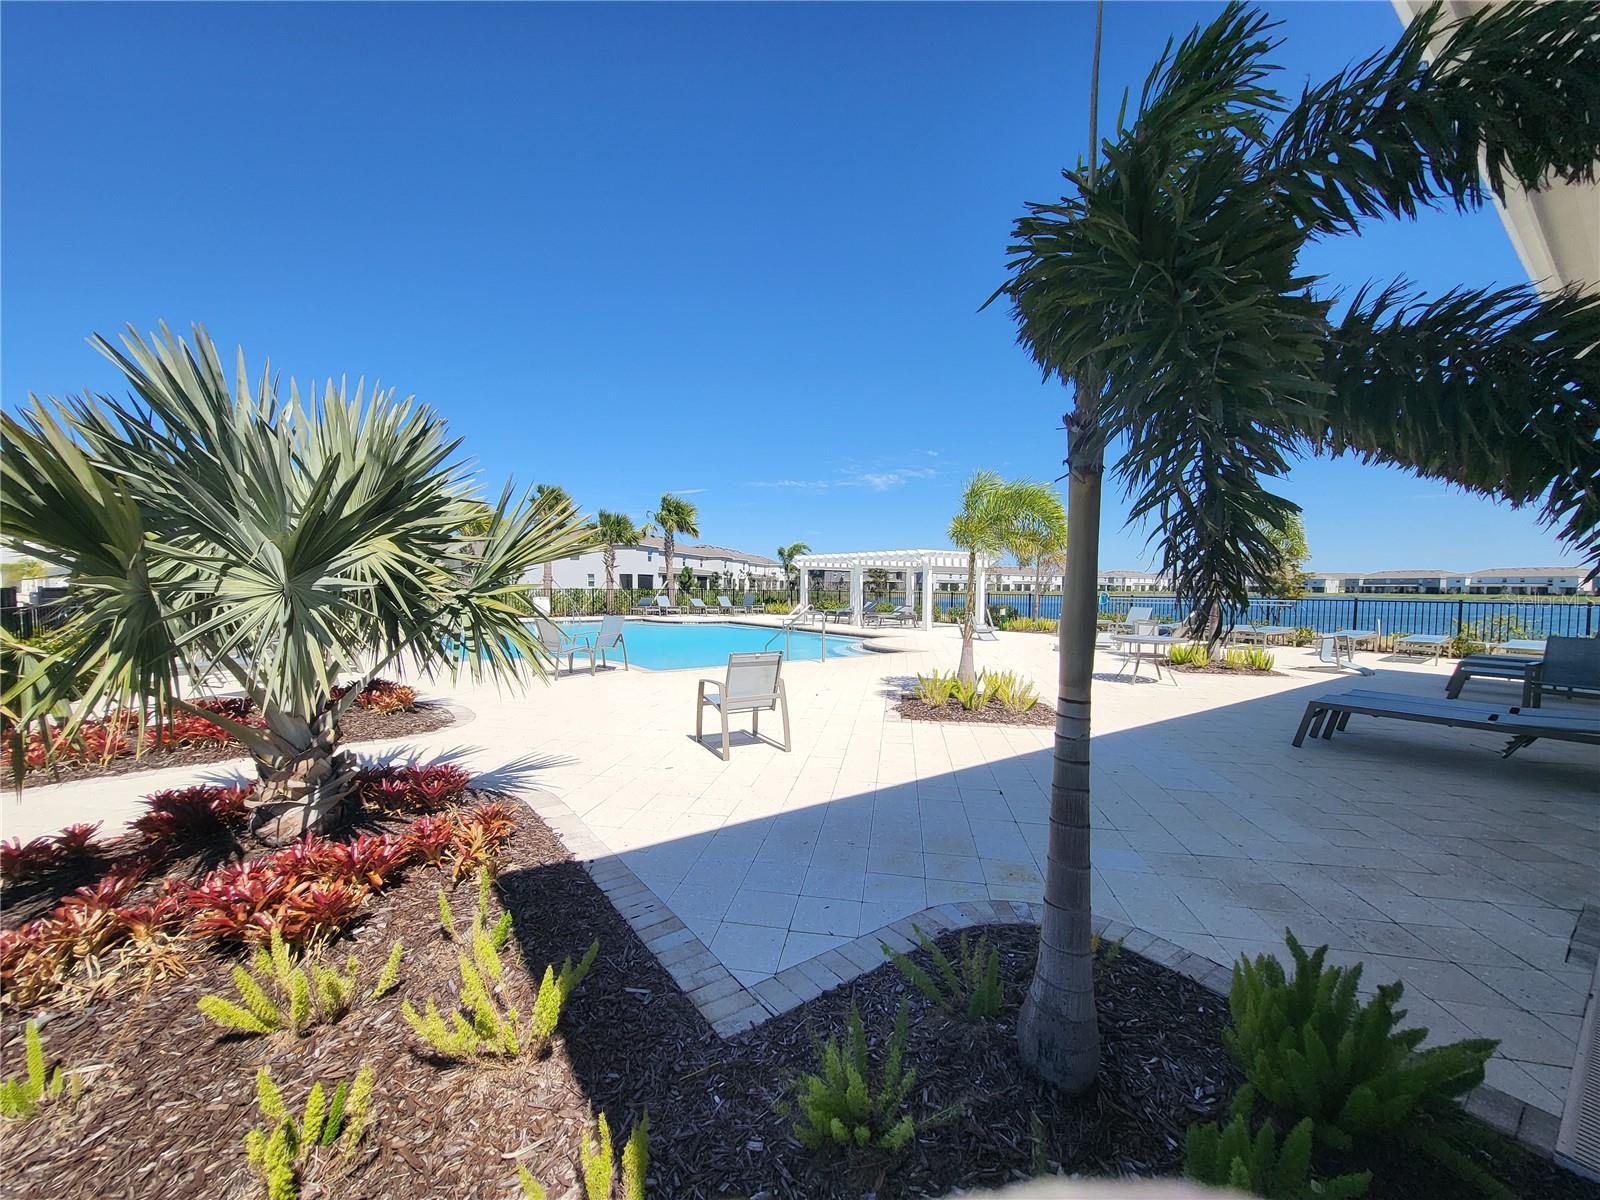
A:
792,548,997,630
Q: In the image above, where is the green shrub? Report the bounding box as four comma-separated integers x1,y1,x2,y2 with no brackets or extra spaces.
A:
518,1112,649,1200
0,1019,79,1120
882,926,1001,1022
244,1064,374,1199
402,932,597,1061
198,929,403,1037
1169,641,1213,667
791,1002,919,1156
1222,646,1276,671
912,670,960,707
984,669,1040,712
1007,616,1057,633
1185,1085,1371,1199
951,676,987,712
1226,932,1496,1152
1292,627,1317,647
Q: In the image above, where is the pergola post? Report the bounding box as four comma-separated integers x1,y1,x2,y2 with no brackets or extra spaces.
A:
921,558,934,630
798,567,810,611
849,564,864,625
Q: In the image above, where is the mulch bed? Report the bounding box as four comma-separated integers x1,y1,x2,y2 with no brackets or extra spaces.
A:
6,703,457,792
4,801,1595,1200
1169,664,1282,677
895,696,1056,727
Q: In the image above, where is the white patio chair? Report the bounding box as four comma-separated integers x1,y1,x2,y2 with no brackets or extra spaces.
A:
590,614,629,671
533,615,598,676
652,593,680,615
696,651,791,761
1315,635,1374,676
716,595,736,615
687,597,710,616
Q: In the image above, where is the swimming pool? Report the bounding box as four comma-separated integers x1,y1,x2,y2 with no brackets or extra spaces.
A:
528,619,871,671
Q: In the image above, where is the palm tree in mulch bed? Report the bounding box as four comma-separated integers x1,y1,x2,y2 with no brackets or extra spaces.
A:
2,323,593,845
989,0,1600,1094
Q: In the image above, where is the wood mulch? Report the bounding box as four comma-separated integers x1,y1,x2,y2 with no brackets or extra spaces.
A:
895,696,1055,728
6,703,458,792
4,801,1594,1200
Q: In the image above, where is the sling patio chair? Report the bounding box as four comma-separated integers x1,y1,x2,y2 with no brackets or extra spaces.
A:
533,615,599,676
588,614,629,671
1527,635,1600,708
716,595,737,615
686,597,712,616
1111,605,1154,634
695,651,791,761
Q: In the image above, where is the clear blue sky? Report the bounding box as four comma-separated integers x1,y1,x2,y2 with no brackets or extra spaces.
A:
0,1,1576,573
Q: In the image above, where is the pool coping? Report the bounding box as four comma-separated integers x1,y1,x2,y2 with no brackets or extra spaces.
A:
535,615,896,674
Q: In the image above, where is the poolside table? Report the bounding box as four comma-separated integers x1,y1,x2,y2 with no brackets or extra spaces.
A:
1493,638,1548,656
1109,633,1184,684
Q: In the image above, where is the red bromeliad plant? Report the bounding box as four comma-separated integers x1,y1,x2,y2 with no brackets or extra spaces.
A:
133,783,255,846
354,763,471,814
1,822,107,883
331,678,420,716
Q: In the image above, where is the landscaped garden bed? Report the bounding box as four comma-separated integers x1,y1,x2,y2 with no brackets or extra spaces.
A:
6,779,1591,1200
3,680,455,791
897,670,1055,727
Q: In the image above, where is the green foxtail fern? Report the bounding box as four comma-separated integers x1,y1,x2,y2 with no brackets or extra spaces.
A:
244,1064,375,1199
1185,1085,1371,1198
791,1002,919,1156
883,926,1001,1022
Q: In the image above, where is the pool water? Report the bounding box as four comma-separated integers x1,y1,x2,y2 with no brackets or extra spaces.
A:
529,619,870,671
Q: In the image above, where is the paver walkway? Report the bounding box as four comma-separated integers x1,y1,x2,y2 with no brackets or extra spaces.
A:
6,621,1594,1117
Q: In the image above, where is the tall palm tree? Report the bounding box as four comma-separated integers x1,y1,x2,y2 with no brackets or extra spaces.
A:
1006,495,1068,621
1,324,593,843
948,471,1063,684
992,1,1600,1093
776,542,810,600
649,494,699,603
534,484,573,600
595,510,643,613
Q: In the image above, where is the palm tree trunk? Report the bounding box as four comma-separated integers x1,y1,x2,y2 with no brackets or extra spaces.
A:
663,530,676,602
543,561,554,601
247,712,357,846
958,548,978,685
604,544,616,614
1019,0,1102,1095
1017,401,1102,1093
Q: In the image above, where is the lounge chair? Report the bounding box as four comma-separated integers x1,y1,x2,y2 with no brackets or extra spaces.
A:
971,620,1000,642
716,595,736,615
1112,605,1154,634
533,615,598,676
1315,635,1375,677
1393,633,1449,662
636,593,679,615
1291,688,1600,758
1527,635,1600,708
695,651,791,761
878,604,919,627
1445,652,1542,705
631,595,659,615
741,594,758,614
589,614,629,671
686,597,711,616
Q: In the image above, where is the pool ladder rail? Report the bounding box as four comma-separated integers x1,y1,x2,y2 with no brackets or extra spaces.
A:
764,608,827,661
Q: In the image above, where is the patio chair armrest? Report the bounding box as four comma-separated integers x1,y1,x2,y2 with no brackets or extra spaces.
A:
697,679,721,702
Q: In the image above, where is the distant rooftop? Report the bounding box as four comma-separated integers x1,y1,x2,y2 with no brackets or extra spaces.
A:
635,536,779,567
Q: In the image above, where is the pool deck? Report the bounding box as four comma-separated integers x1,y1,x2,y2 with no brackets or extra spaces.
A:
5,619,1595,1133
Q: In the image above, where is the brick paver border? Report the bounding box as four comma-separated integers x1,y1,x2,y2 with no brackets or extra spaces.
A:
522,789,1563,1162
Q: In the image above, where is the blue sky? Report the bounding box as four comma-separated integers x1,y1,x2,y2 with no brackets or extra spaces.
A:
0,1,1576,573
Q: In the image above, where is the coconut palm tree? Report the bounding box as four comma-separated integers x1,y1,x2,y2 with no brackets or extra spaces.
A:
534,484,573,601
776,542,810,600
0,323,593,843
649,494,699,603
594,510,643,613
991,0,1600,1093
948,472,1063,684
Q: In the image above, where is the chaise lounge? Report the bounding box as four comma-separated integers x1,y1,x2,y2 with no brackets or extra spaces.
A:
1291,688,1600,757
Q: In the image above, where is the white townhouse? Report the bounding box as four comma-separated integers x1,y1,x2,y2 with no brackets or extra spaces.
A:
1349,570,1470,595
540,537,783,594
1097,569,1169,593
1466,567,1595,597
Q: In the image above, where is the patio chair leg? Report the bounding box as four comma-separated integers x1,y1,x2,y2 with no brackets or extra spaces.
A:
696,699,704,741
720,712,731,762
1321,710,1340,739
1502,734,1537,758
779,692,791,752
1336,711,1352,732
752,709,760,737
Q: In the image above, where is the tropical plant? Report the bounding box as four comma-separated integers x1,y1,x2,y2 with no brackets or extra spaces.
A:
1226,932,1496,1153
649,495,700,603
1223,647,1277,672
533,484,575,600
197,928,402,1037
990,0,1600,1094
1007,497,1068,625
402,933,597,1061
1,324,594,843
951,675,987,712
1257,513,1313,600
519,1113,649,1200
1185,1086,1371,1199
912,670,960,707
244,1064,375,1199
985,669,1041,712
0,557,47,588
1169,642,1213,668
438,864,514,951
776,542,811,598
0,1019,79,1120
884,927,1002,1022
948,471,1064,684
865,567,892,602
790,1002,919,1157
676,564,695,594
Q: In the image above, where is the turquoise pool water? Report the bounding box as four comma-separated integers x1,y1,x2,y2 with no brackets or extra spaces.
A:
528,619,870,670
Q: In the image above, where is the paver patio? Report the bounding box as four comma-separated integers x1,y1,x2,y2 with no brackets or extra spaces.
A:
6,619,1594,1118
